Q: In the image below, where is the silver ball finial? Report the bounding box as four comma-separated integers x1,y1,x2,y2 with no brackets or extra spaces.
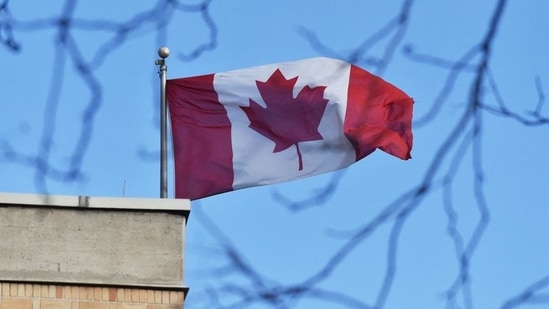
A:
158,46,170,59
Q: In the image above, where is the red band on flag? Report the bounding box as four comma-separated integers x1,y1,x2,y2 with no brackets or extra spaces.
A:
167,74,234,199
344,65,413,161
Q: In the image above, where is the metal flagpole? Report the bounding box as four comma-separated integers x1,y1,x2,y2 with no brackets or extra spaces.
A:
155,46,170,198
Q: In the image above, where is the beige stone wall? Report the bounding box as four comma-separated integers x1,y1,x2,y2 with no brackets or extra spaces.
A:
0,193,190,309
0,194,190,287
0,282,184,309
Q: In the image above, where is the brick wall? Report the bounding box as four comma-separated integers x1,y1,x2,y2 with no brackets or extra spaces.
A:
0,282,184,309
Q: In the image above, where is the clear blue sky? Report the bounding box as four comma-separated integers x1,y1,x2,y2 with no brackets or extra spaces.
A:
1,1,549,308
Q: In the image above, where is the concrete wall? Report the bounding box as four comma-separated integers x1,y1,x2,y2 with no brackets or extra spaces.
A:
0,193,190,308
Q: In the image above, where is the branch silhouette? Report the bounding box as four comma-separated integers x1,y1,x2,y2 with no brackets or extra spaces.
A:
0,0,217,193
1,1,547,309
187,0,548,308
500,274,549,309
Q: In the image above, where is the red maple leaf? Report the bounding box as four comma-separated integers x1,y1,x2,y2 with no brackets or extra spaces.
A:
240,69,329,171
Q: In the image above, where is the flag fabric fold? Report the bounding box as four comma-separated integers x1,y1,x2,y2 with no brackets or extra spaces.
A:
167,57,413,200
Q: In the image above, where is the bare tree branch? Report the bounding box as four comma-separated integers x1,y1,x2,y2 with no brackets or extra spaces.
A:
2,0,547,308
1,0,217,193
500,274,549,309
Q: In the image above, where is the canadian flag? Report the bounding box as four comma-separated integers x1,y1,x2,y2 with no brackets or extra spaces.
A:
167,57,413,200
